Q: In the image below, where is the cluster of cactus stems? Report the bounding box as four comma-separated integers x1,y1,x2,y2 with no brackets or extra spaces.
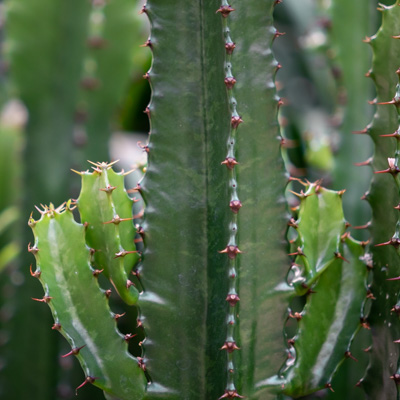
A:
23,0,400,399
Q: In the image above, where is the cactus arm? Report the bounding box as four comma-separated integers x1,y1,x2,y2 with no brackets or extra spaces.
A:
29,204,146,400
360,2,400,398
76,162,140,305
139,1,231,398
282,235,368,397
225,1,290,398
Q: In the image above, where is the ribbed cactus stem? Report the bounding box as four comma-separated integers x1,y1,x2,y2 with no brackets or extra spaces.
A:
218,3,242,398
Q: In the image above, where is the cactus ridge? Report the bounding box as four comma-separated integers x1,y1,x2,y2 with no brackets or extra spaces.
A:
76,161,140,305
28,202,146,399
217,2,243,399
358,2,400,397
271,183,368,397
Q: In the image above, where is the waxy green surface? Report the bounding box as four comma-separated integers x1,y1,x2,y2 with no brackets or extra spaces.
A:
362,2,400,399
29,205,146,400
283,235,367,397
77,162,140,305
140,1,231,398
229,1,290,398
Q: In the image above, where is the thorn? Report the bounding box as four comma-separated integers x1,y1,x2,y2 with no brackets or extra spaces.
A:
380,130,400,139
360,317,370,330
344,351,358,362
230,200,242,214
274,30,286,39
139,4,147,14
126,280,135,289
143,107,150,116
366,290,376,300
32,296,52,303
287,338,295,346
334,252,349,263
375,237,400,249
338,189,346,197
395,203,400,210
354,158,372,166
288,247,305,257
325,383,334,392
114,250,138,258
62,345,86,358
277,98,284,109
216,5,235,17
224,76,236,89
352,222,371,230
394,339,400,343
70,169,83,175
219,245,242,259
143,72,150,81
30,265,41,278
231,115,243,128
363,345,371,352
274,0,283,5
92,269,104,277
104,216,134,225
225,42,236,55
28,243,39,255
137,319,143,328
363,36,372,43
137,357,146,371
355,379,363,387
218,390,245,399
280,137,297,148
288,311,302,321
352,128,369,135
392,305,400,315
127,183,142,193
52,323,61,330
99,185,116,193
221,341,240,353
365,69,372,78
361,192,370,201
221,157,239,170
76,376,97,395
137,141,150,153
136,225,145,237
368,98,377,105
387,276,400,281
226,294,240,306
141,39,152,48
114,312,126,320
124,333,137,342
390,374,400,384
105,289,112,298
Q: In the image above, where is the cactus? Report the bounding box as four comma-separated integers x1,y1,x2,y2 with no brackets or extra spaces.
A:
11,0,400,399
357,2,400,398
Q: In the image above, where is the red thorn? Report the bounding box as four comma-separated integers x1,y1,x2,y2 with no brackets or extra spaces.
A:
28,243,39,255
226,294,240,306
390,374,400,384
334,252,349,263
224,76,236,89
352,222,371,230
231,115,243,129
363,345,371,353
99,185,116,193
139,4,147,14
219,245,242,259
218,390,245,399
137,357,146,371
114,312,126,320
124,333,137,342
360,317,370,330
141,39,152,48
105,289,112,298
32,296,52,303
288,311,302,321
377,99,400,106
76,376,98,395
216,5,235,17
288,247,305,257
365,69,372,78
137,319,143,328
363,36,372,43
394,339,400,343
274,30,286,39
127,183,142,193
375,237,400,249
225,42,236,55
221,157,239,170
114,250,138,259
30,264,41,278
221,341,240,353
288,218,298,228
354,158,372,166
92,269,104,277
274,0,283,5
344,351,358,362
143,72,150,81
230,200,242,214
62,345,86,358
126,280,135,289
325,383,334,393
392,305,400,315
52,323,61,330
352,128,369,135
380,130,400,139
387,276,400,281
